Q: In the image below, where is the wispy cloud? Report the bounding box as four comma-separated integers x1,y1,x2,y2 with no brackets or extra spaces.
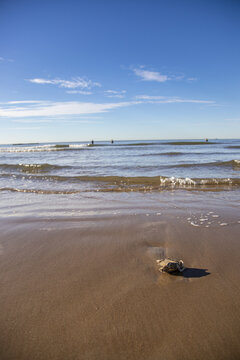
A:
27,77,101,89
135,95,215,104
133,67,169,82
187,77,198,81
104,90,126,98
132,66,187,83
12,119,53,123
54,119,103,124
0,94,216,120
0,56,14,63
0,100,140,118
66,90,93,95
6,100,47,105
11,118,102,124
136,95,166,100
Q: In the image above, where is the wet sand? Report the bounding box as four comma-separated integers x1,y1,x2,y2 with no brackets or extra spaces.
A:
0,207,240,360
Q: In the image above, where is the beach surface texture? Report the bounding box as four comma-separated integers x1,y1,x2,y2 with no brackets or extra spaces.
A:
0,190,240,360
0,139,240,359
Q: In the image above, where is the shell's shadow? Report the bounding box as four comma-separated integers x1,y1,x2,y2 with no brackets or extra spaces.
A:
171,268,210,278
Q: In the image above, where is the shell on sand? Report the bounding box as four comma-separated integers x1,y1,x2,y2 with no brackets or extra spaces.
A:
156,258,185,273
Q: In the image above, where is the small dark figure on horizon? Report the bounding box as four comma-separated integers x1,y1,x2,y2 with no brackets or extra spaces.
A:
91,140,94,145
206,138,208,142
111,139,114,144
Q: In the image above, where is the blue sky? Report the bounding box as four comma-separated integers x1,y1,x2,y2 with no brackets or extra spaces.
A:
0,0,240,143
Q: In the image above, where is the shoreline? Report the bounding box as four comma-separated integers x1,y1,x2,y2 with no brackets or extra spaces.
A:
0,192,240,360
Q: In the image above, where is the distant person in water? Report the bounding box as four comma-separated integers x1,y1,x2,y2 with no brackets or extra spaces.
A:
206,138,208,142
111,139,114,144
91,140,94,145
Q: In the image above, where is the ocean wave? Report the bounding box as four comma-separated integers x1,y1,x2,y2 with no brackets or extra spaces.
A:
141,152,183,156
0,143,89,153
118,142,158,146
70,144,91,149
1,159,239,178
0,175,239,195
166,141,216,145
0,187,79,194
168,159,240,169
54,144,70,148
0,163,66,173
158,176,240,187
1,174,239,189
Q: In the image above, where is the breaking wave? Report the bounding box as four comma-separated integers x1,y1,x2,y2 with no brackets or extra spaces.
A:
0,143,89,153
1,174,239,192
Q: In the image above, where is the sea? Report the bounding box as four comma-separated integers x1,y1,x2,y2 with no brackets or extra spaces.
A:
0,139,240,219
0,139,239,193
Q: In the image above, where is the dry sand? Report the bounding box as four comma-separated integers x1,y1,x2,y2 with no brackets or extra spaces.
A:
0,210,240,360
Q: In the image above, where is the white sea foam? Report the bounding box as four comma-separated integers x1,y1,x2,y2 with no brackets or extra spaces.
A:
159,176,239,187
0,145,55,153
190,222,200,227
0,143,88,153
159,176,196,186
69,144,88,149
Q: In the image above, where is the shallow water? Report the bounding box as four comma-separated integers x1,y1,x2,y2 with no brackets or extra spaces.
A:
0,139,239,193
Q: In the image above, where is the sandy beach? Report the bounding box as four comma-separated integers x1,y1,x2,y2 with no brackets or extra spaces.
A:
0,193,240,360
1,0,240,357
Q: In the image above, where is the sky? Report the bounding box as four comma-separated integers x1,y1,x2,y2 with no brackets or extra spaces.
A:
0,0,240,143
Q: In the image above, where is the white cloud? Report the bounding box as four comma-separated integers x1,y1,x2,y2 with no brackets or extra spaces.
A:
136,95,166,100
0,100,140,118
106,95,125,98
187,77,198,81
7,100,47,104
135,95,215,104
132,66,187,82
55,119,103,124
28,77,101,89
12,118,102,124
0,94,216,120
104,90,126,94
133,68,169,82
66,90,93,95
104,90,126,98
